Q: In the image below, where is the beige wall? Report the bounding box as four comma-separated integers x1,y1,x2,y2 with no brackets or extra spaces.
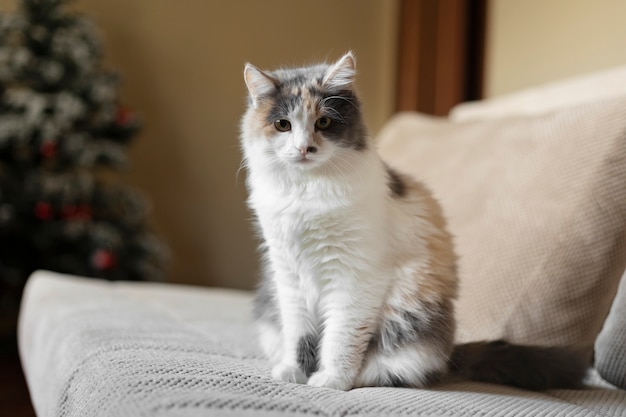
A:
2,0,397,289
486,0,626,97
10,0,624,289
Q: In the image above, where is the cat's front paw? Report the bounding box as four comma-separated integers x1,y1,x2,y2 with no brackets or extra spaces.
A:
272,363,307,384
307,370,353,391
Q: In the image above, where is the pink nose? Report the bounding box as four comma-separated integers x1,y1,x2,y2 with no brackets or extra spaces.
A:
298,146,318,155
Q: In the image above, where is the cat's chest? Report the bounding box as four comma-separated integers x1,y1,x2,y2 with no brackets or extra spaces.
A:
254,190,353,240
251,180,365,249
260,201,367,282
248,168,389,258
251,177,353,218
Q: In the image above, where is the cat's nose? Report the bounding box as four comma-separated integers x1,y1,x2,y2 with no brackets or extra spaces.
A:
297,146,318,155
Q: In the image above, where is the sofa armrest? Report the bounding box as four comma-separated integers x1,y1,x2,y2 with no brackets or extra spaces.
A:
595,270,626,389
17,270,255,416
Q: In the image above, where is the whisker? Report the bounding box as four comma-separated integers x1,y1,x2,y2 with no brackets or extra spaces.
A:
235,159,247,186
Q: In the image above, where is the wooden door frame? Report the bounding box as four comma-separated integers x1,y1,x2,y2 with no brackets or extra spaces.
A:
396,0,487,116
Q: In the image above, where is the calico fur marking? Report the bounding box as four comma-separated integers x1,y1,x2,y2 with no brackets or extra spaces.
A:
375,300,455,354
264,82,366,150
385,164,407,198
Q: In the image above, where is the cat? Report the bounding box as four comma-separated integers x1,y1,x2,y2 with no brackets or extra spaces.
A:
240,52,588,391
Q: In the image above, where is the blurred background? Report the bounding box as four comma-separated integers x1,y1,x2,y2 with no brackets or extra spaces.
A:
0,0,625,415
0,0,398,292
2,0,625,292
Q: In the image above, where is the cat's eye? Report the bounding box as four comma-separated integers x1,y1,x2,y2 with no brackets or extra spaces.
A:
274,119,291,132
315,117,332,131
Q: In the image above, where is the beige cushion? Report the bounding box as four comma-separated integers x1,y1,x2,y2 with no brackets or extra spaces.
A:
377,96,626,346
450,65,626,122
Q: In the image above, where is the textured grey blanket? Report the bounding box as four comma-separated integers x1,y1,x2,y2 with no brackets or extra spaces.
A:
18,271,626,417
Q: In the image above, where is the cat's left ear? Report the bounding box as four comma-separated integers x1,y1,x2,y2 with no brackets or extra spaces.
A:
323,51,356,91
244,63,278,108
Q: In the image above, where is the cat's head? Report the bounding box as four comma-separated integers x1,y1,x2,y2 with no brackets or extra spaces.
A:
241,52,367,172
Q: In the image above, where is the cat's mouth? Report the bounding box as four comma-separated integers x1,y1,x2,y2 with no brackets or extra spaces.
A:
288,153,315,164
284,151,321,167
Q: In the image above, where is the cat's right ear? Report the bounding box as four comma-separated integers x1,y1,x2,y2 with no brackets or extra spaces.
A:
244,64,277,108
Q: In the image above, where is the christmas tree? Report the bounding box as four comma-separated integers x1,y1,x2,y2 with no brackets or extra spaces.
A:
0,0,167,338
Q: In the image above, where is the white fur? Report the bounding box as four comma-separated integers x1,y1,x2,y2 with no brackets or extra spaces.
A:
241,54,449,390
244,133,391,388
242,129,436,388
356,344,449,388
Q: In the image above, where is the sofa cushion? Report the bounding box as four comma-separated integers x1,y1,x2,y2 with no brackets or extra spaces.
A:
377,96,626,347
450,65,626,122
19,271,626,417
595,271,626,389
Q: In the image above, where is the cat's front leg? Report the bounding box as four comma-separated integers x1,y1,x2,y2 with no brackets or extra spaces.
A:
271,269,317,384
308,276,383,390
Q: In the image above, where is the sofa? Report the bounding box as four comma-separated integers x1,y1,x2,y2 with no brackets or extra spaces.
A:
19,66,626,416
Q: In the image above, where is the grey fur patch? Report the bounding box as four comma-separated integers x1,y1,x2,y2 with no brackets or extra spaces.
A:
385,164,407,198
297,333,319,377
374,300,454,354
318,92,367,151
261,64,368,151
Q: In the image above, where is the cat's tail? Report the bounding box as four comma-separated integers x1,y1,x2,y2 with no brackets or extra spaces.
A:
449,340,591,390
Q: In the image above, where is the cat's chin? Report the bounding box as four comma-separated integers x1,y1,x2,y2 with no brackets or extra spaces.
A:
285,156,321,169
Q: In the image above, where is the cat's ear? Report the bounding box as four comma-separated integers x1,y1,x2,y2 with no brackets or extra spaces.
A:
323,51,356,91
244,64,278,108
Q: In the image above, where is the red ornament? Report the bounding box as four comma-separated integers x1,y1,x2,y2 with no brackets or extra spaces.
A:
76,204,93,221
61,204,76,218
34,201,54,220
61,204,92,221
115,106,134,126
91,249,117,271
40,140,58,158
